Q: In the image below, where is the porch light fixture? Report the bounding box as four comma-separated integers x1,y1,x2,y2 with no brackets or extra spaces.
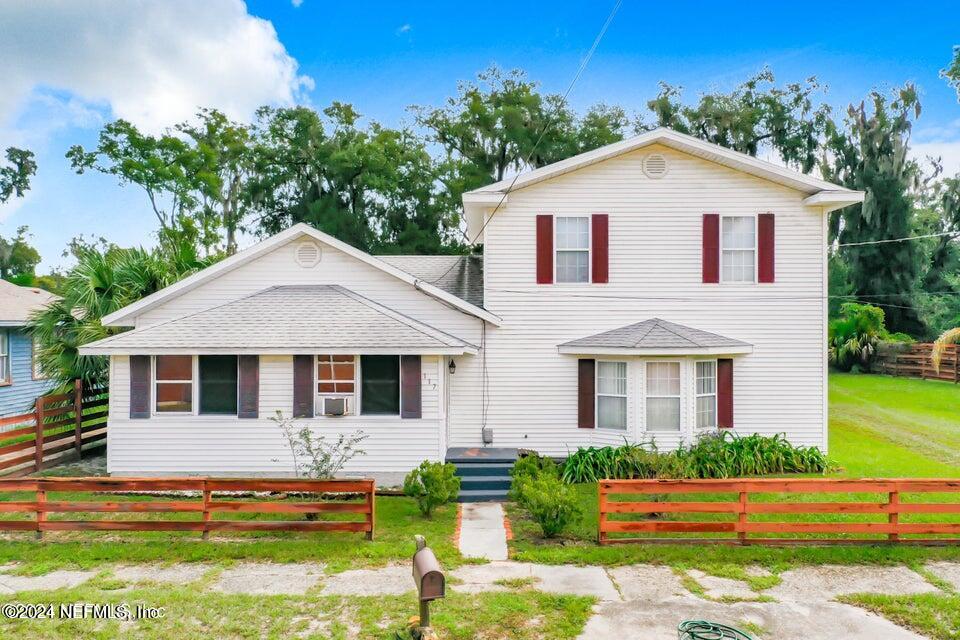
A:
448,359,456,375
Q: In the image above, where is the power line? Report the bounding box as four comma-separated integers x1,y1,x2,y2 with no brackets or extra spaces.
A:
426,0,623,287
837,230,960,247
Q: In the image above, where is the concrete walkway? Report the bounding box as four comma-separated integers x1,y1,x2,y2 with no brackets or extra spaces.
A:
457,502,508,561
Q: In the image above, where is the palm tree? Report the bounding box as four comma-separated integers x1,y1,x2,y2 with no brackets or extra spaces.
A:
27,237,213,387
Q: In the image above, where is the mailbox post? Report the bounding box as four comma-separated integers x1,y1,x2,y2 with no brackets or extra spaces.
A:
411,535,445,632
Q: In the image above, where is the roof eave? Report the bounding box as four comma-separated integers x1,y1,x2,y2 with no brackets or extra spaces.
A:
79,345,478,356
803,190,865,213
557,345,754,356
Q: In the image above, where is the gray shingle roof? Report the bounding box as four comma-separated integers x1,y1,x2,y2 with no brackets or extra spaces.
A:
378,255,483,308
79,285,477,355
0,279,58,326
558,318,752,354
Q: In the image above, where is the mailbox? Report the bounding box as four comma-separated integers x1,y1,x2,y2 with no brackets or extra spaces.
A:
412,546,445,601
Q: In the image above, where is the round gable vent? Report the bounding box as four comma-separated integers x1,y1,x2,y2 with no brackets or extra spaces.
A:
643,153,669,179
294,241,321,268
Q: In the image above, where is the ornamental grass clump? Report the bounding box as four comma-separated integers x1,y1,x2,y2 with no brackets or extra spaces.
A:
403,460,461,517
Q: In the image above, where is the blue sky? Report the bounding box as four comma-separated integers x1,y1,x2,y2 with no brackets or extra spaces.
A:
2,0,958,272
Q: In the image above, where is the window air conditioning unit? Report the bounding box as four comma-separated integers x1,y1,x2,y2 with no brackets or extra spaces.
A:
322,397,347,416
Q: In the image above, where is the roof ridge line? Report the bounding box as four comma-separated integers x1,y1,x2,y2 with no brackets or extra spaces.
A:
651,318,700,347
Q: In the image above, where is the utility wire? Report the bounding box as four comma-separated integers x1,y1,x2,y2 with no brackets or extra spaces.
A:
426,0,623,287
837,230,960,247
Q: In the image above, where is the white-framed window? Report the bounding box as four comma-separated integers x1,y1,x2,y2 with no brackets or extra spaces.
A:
0,330,9,384
596,361,627,430
316,355,357,416
645,361,681,431
555,216,590,283
153,355,239,415
154,355,193,413
721,216,756,283
695,360,717,429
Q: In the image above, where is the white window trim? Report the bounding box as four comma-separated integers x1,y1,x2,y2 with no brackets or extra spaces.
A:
152,355,240,417
695,359,718,430
554,215,591,284
720,214,758,285
595,359,628,431
314,355,405,418
644,360,682,432
0,330,9,384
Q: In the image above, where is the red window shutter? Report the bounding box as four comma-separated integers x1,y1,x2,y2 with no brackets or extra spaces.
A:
591,214,609,283
717,358,734,428
292,355,314,418
702,214,720,283
238,355,259,419
758,213,775,283
400,355,422,419
578,359,596,428
536,214,553,284
129,355,151,419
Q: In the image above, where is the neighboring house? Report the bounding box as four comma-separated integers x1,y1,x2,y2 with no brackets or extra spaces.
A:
0,280,58,416
79,128,863,482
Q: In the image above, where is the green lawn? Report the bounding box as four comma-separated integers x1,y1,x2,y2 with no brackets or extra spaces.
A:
510,373,960,568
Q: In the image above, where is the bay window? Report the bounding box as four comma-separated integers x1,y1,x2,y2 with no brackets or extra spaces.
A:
721,216,756,283
596,361,627,430
645,361,681,431
695,360,717,429
555,216,590,283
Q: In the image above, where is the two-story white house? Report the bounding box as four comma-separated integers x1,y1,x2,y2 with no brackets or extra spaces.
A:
79,128,863,489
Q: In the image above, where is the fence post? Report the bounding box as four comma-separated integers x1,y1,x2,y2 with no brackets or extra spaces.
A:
367,480,376,541
954,346,958,384
34,396,45,472
74,380,83,459
738,491,748,545
35,483,46,541
597,483,606,545
202,479,211,541
888,490,900,542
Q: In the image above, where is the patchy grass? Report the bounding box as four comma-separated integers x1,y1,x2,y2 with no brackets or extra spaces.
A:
0,578,594,640
509,373,960,569
840,592,960,640
0,495,461,576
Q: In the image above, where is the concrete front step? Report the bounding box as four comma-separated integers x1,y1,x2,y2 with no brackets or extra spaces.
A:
458,489,509,503
460,476,511,492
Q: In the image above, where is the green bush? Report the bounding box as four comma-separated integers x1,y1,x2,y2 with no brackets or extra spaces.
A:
560,432,829,483
513,474,580,538
403,461,461,517
828,302,891,372
509,453,558,502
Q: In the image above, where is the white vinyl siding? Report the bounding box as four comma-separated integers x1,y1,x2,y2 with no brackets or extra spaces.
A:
596,361,627,430
695,360,717,429
721,216,757,283
645,361,681,431
555,216,589,283
449,143,827,454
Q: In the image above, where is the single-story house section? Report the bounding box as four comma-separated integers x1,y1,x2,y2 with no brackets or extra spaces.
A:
0,280,58,416
80,128,864,485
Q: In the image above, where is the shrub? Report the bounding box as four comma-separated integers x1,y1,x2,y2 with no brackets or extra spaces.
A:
560,432,829,483
509,453,558,502
271,411,367,478
514,474,580,538
403,461,461,517
828,302,890,372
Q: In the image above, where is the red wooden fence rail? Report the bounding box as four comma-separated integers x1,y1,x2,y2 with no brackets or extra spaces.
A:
0,477,376,540
0,381,108,476
599,478,960,546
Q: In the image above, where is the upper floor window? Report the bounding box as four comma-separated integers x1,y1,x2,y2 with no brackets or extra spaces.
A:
596,361,627,430
646,361,680,431
555,216,589,283
721,216,756,283
695,360,717,429
0,331,9,384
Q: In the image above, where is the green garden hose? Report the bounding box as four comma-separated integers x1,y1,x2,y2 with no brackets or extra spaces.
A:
678,620,755,640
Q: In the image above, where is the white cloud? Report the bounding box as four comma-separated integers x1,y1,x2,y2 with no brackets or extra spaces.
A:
0,0,312,134
396,24,412,35
913,118,960,177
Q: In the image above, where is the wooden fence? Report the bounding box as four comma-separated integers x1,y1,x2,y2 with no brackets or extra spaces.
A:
0,477,375,540
599,478,960,545
874,343,959,383
0,381,108,476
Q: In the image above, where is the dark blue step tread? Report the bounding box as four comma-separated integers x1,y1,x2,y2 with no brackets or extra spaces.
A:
455,466,514,477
